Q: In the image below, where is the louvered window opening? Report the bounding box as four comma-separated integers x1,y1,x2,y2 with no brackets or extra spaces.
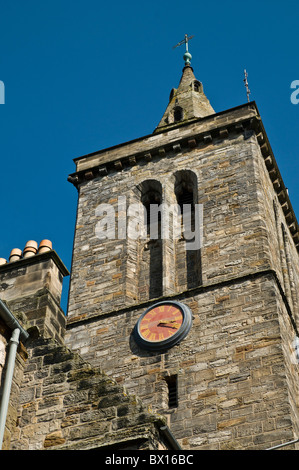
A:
166,375,178,408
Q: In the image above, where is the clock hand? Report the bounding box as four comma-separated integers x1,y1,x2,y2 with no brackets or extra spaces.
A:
157,320,180,329
158,320,176,324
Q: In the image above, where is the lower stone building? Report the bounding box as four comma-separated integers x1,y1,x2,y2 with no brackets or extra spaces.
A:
1,44,299,451
0,245,178,450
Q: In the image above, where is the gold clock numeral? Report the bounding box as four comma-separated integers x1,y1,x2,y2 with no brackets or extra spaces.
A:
141,329,151,338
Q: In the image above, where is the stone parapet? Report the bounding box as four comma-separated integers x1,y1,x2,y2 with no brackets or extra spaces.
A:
69,103,257,176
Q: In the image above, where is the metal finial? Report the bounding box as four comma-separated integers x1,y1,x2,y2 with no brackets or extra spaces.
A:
173,34,194,65
243,69,251,103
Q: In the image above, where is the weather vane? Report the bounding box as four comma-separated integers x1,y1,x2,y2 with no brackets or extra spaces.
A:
243,69,251,102
173,34,194,66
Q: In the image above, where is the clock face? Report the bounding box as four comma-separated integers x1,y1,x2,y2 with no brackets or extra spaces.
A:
134,301,192,351
139,304,183,342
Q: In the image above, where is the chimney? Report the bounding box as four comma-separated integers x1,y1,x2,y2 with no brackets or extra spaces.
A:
0,240,69,343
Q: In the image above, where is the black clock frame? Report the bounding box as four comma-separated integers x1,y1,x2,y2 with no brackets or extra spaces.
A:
133,300,192,351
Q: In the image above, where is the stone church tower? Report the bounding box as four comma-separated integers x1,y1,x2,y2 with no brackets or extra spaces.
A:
65,44,299,450
1,40,299,450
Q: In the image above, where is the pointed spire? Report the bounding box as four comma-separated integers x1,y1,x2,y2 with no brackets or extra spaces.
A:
154,36,215,133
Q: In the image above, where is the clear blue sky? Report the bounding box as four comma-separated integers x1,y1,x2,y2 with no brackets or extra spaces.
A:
0,0,298,311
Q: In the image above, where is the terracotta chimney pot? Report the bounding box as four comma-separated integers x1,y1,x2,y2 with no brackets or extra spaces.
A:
23,240,38,258
24,240,38,250
38,239,52,254
9,248,22,262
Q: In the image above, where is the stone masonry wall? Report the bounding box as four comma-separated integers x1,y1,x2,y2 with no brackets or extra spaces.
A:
68,129,272,320
10,336,168,450
253,134,299,324
66,272,299,450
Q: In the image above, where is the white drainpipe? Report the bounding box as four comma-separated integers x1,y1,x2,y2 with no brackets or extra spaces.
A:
0,299,29,450
0,329,20,449
0,329,21,449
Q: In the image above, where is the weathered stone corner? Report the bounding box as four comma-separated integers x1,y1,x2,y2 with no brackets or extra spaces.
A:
10,336,170,450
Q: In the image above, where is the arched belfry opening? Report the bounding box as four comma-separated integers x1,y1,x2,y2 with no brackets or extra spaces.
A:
141,184,162,239
193,80,203,93
174,170,202,291
138,180,163,302
173,106,184,123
